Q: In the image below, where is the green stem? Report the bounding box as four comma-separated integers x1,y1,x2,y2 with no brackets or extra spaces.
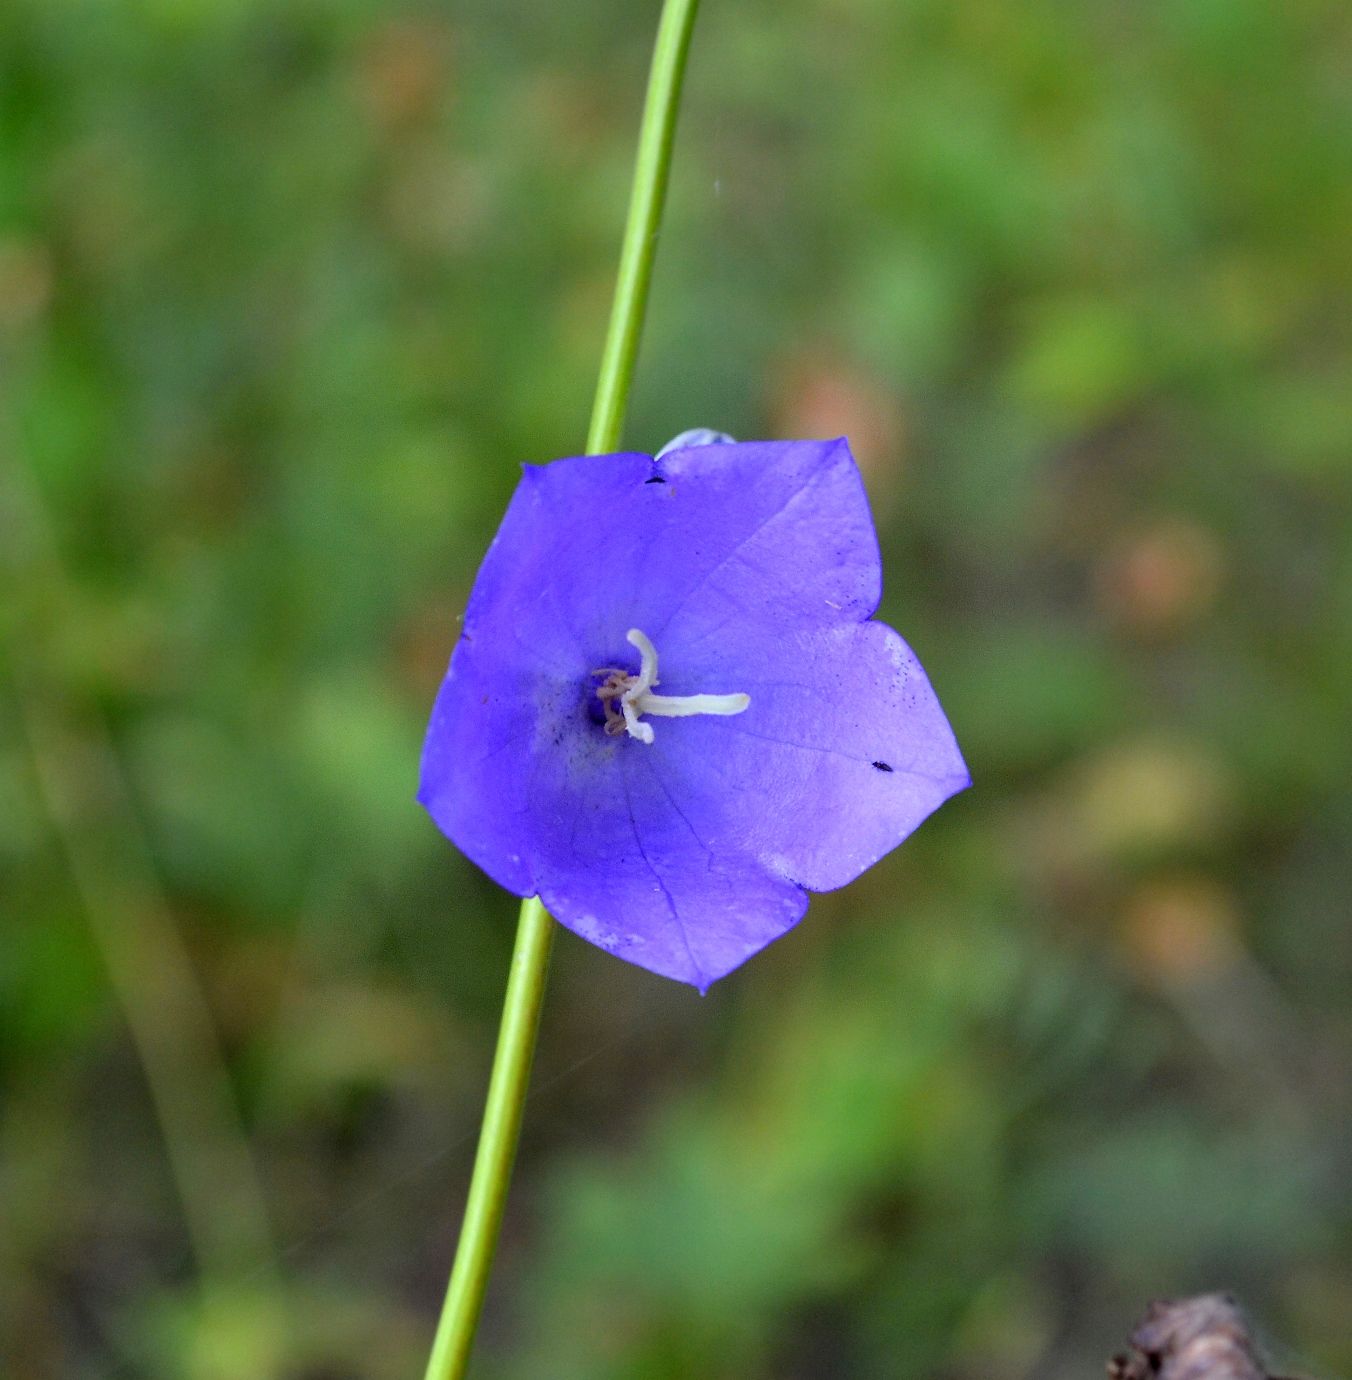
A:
3,457,278,1298
421,898,552,1380
421,4,701,1377
588,0,702,456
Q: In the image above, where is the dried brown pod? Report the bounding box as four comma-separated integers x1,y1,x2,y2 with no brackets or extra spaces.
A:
1108,1293,1296,1380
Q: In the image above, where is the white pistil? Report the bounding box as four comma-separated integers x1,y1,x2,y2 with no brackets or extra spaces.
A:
593,628,750,745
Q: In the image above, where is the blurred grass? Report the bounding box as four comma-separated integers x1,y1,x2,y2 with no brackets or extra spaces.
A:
2,0,1351,1377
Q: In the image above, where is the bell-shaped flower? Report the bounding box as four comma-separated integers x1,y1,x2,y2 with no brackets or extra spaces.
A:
418,437,969,990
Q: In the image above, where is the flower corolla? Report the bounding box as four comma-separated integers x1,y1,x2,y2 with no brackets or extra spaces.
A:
419,437,968,990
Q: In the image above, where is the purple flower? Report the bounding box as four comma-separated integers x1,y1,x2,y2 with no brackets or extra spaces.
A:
418,437,969,991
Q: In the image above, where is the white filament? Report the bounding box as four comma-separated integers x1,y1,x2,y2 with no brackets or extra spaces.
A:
598,628,750,745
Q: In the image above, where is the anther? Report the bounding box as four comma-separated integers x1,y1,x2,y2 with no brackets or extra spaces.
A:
593,628,750,744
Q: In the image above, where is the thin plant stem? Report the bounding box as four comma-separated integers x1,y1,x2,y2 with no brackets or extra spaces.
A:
17,691,281,1289
419,897,553,1380
421,3,701,1377
587,0,702,457
3,462,278,1296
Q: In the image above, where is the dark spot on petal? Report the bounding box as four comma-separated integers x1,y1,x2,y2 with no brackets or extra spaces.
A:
872,760,894,772
645,475,665,484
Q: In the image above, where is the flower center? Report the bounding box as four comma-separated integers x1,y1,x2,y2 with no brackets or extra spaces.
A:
593,628,750,745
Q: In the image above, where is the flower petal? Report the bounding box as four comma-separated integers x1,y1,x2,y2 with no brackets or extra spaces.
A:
419,638,809,987
649,437,882,639
457,438,880,670
649,617,970,894
532,745,808,990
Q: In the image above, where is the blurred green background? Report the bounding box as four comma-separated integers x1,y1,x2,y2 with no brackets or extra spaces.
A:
3,0,1351,1376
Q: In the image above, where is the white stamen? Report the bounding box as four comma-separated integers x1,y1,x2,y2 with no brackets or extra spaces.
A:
596,628,750,745
625,629,660,697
